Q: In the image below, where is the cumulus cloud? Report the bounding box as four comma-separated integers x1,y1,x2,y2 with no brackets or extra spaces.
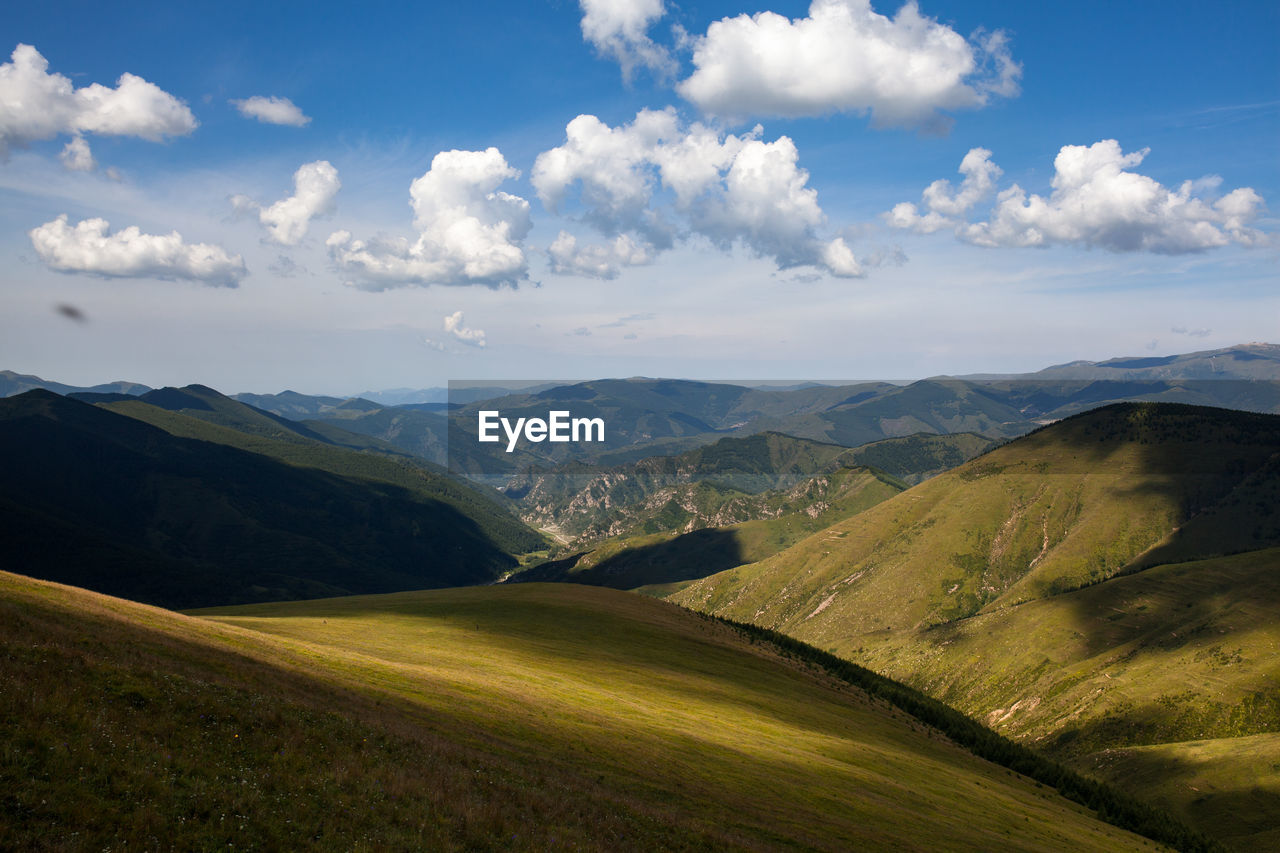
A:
548,230,654,279
327,147,531,289
29,215,246,287
232,160,340,245
885,147,1001,233
690,134,825,267
534,109,862,278
888,140,1268,254
0,43,197,158
676,0,1019,131
230,95,311,127
443,311,487,347
532,110,677,246
580,0,674,81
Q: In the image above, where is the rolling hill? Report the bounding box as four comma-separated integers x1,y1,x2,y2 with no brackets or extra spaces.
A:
671,402,1280,848
0,570,1193,851
84,385,542,557
0,391,528,608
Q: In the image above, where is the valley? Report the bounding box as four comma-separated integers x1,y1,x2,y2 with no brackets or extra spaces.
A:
2,343,1278,850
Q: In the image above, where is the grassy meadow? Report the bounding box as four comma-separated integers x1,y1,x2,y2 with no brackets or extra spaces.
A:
1,570,1165,851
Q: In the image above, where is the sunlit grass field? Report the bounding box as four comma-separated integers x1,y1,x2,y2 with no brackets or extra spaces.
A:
2,570,1160,851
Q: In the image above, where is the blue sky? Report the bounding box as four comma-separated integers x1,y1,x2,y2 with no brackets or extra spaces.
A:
1,0,1276,393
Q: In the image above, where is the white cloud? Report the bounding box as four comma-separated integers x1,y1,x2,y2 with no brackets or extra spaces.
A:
29,214,246,287
232,160,340,245
548,230,654,279
534,109,862,278
0,43,197,157
820,236,864,277
1171,326,1212,338
59,134,96,172
885,147,1001,232
443,311,486,347
579,0,674,81
690,135,825,268
676,0,1020,130
327,147,530,289
532,109,677,245
230,95,311,127
888,141,1269,253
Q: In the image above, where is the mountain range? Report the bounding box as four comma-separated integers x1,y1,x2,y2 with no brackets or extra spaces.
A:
4,344,1279,849
8,345,1279,482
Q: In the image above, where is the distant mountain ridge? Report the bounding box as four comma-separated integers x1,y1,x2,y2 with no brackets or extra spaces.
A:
7,343,1276,403
8,344,1280,485
0,369,151,398
953,342,1280,381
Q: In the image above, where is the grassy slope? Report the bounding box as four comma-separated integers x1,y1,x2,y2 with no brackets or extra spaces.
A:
671,403,1280,846
859,548,1280,849
1080,733,1280,851
2,571,1160,852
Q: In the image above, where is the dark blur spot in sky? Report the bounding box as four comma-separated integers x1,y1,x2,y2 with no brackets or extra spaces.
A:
56,303,87,323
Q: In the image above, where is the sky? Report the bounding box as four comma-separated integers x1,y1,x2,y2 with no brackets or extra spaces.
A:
1,0,1277,394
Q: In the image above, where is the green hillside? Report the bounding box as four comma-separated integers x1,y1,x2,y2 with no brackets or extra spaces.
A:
0,570,1182,851
671,402,1280,847
0,391,523,608
844,431,998,484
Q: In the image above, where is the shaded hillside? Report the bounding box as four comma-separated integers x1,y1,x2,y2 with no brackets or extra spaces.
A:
93,392,543,556
0,391,518,608
307,404,457,468
672,402,1280,847
0,571,1183,851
